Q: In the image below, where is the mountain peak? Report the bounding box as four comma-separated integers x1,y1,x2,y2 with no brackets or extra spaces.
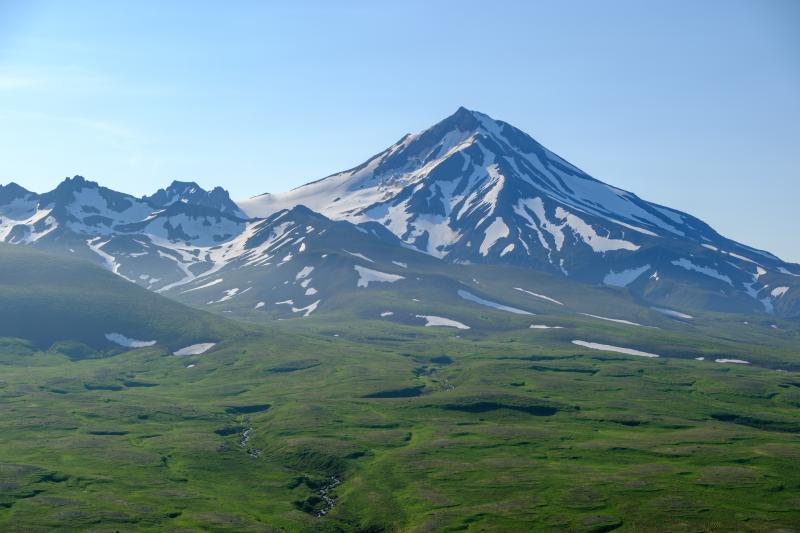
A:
144,180,245,218
0,182,34,204
166,180,201,191
60,175,93,189
435,106,488,134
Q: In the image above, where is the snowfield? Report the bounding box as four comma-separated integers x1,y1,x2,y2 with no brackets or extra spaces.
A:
603,265,650,287
651,307,694,319
457,290,533,315
355,265,405,287
572,340,660,358
580,313,648,327
105,333,157,348
173,343,216,356
416,315,470,329
514,287,563,305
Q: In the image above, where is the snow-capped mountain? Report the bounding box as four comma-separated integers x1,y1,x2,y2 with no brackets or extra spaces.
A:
0,176,248,289
144,180,246,218
1,108,798,318
240,107,800,316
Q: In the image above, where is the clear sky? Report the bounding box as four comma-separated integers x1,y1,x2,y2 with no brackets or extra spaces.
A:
1,0,798,261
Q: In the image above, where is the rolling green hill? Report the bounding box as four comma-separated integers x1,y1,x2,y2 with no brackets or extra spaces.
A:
0,244,235,356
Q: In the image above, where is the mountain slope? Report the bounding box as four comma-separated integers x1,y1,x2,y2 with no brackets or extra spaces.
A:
240,107,800,316
1,109,797,318
0,244,232,353
0,176,248,290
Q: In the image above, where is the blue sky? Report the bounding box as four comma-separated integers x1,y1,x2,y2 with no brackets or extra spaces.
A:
1,0,798,261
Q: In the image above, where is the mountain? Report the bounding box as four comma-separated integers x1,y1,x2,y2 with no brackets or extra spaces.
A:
0,243,232,355
240,107,800,316
0,176,248,290
144,180,246,218
1,109,798,318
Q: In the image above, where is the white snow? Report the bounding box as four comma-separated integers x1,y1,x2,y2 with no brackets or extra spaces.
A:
695,357,705,361
771,286,789,298
457,289,533,315
416,315,470,329
714,358,750,364
609,219,659,237
181,278,224,293
105,333,156,348
380,311,394,317
580,313,647,327
555,207,640,253
86,237,134,282
292,299,320,317
391,261,407,268
212,287,249,303
296,266,314,280
671,258,732,285
173,343,216,356
603,265,650,287
529,325,563,329
255,301,265,309
514,287,563,305
651,307,694,319
479,217,509,255
344,250,374,263
571,340,660,358
355,265,405,287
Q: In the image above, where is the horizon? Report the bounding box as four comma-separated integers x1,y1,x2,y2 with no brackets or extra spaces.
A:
1,1,798,261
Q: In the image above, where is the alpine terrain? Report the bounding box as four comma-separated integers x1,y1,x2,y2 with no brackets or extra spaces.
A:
1,108,799,532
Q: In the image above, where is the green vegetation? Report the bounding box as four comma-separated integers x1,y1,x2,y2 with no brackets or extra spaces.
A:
0,315,798,531
0,244,238,354
1,246,798,531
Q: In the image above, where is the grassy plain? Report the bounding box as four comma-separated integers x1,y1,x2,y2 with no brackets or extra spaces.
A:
1,314,799,532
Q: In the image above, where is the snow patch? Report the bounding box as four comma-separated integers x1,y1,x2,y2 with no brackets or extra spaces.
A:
479,217,509,256
173,343,216,356
771,286,789,298
714,358,750,364
344,250,374,263
572,340,660,358
651,307,694,319
513,287,563,305
416,315,470,329
580,313,647,327
296,266,314,280
181,278,224,293
105,333,156,348
603,265,650,287
671,258,732,286
355,265,405,287
292,300,320,317
457,290,533,315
